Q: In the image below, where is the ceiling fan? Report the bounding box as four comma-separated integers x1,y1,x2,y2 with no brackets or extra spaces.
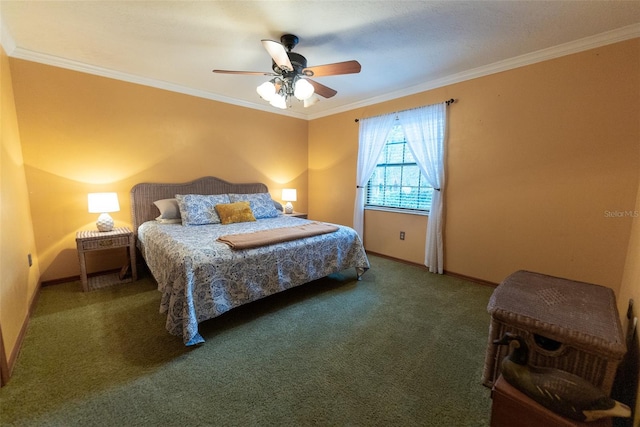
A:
213,34,361,109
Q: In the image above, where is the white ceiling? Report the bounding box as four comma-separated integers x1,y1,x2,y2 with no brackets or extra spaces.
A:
1,1,639,120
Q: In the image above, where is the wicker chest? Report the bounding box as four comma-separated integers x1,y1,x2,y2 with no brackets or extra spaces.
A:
482,270,626,394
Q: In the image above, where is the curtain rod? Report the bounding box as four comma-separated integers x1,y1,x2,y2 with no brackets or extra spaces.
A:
354,98,456,123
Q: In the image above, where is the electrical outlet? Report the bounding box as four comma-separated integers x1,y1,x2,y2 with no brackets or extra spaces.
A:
399,231,405,240
28,253,33,267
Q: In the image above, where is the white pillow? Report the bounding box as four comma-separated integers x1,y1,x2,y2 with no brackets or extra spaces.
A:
154,198,181,220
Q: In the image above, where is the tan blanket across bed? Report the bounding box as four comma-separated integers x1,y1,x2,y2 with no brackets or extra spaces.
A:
217,221,340,250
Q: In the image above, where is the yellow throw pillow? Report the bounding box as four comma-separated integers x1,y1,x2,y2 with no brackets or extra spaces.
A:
215,201,257,225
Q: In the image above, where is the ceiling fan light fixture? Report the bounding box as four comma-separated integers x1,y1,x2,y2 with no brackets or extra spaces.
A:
214,34,360,110
269,93,287,109
256,81,276,101
294,78,314,101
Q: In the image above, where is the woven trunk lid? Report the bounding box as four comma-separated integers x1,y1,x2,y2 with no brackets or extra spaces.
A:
487,270,625,357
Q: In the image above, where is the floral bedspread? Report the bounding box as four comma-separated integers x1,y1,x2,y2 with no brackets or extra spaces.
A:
138,216,370,345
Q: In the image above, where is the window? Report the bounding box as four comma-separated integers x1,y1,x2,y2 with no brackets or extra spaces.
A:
365,124,433,212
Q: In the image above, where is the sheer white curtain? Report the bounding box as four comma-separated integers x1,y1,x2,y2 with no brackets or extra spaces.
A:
353,114,396,238
397,103,447,273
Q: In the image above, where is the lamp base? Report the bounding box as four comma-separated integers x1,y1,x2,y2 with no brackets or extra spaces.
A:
284,202,294,214
96,213,114,232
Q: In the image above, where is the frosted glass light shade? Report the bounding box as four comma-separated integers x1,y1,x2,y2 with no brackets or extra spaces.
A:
269,93,287,109
88,192,120,232
294,78,314,100
282,188,297,214
303,95,320,108
256,81,276,101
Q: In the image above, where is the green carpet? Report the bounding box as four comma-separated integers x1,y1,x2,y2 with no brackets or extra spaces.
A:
0,255,495,426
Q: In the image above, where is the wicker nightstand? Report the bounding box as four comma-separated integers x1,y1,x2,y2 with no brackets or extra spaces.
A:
76,227,137,292
284,212,308,219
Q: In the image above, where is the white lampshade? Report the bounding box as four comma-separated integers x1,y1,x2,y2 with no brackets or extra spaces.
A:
282,188,297,202
282,188,297,214
88,192,120,213
294,78,314,100
269,93,287,109
88,192,120,232
256,81,276,101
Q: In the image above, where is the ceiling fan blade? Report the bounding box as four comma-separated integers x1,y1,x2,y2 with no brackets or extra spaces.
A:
261,39,293,72
307,79,337,98
302,60,361,77
212,69,276,76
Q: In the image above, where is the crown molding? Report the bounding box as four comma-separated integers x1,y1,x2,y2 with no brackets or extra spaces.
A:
0,17,17,55
6,45,307,120
4,23,638,121
307,23,640,120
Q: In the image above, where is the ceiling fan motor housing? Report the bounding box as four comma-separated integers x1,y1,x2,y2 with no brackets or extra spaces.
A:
280,34,299,50
269,34,306,76
272,52,307,75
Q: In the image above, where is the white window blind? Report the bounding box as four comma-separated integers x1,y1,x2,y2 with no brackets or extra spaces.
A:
366,124,433,212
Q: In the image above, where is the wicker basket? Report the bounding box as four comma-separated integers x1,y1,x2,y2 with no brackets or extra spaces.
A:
482,270,626,394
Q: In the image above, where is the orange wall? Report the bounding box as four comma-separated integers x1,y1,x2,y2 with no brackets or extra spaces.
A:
617,163,640,425
362,210,428,265
309,39,640,291
6,39,640,291
0,46,40,376
9,59,309,282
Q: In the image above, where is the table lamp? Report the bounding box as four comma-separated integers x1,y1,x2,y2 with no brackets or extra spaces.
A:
88,192,120,232
282,188,297,214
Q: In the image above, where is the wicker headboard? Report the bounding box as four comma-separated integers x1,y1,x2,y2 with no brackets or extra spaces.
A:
130,176,269,233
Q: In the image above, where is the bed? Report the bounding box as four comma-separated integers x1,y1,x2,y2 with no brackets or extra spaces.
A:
130,176,370,345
